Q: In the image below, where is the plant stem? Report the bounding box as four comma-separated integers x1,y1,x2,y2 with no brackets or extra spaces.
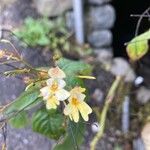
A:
90,76,122,150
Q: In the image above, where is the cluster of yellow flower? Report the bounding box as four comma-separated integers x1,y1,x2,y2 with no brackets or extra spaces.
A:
40,66,92,123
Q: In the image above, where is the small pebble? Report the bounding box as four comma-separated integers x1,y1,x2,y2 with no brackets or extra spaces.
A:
134,76,144,86
23,139,29,145
92,88,104,103
91,122,100,133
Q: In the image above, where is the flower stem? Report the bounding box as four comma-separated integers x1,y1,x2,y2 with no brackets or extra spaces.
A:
90,76,122,150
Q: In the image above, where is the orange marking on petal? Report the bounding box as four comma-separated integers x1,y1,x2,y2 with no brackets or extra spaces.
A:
50,81,58,92
71,98,80,106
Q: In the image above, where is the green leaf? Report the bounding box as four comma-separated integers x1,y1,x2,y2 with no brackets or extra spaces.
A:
127,30,150,61
32,109,66,140
57,58,92,76
53,121,85,150
9,111,28,128
4,84,41,115
57,58,92,88
65,76,84,88
15,17,51,47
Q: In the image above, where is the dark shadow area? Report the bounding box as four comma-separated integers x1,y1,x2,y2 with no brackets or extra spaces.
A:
112,0,150,57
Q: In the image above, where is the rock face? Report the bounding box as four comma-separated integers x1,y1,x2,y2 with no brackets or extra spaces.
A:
94,48,113,63
87,30,112,48
33,0,72,17
3,126,53,150
0,0,38,29
0,0,17,11
110,58,136,82
87,5,115,31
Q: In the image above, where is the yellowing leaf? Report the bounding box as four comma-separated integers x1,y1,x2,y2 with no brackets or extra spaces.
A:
127,30,150,61
77,75,96,79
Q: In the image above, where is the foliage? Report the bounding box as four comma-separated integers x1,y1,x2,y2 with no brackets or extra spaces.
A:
15,17,50,46
15,17,92,57
53,121,85,150
9,111,28,128
57,58,92,76
126,30,150,61
32,109,66,140
4,83,42,115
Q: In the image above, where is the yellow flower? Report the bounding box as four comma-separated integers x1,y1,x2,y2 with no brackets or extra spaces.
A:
48,66,66,79
64,87,92,123
40,78,70,109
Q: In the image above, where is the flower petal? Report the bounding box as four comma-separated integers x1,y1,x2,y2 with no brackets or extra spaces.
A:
64,105,71,115
48,66,66,78
71,106,79,123
46,78,55,86
64,104,79,122
78,101,92,121
55,89,70,101
68,93,85,102
40,86,51,100
46,96,60,109
64,104,73,121
46,78,66,89
77,93,86,101
70,87,86,94
57,79,66,88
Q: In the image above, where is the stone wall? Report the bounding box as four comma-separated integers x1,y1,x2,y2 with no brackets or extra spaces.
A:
33,0,116,57
65,0,116,58
1,0,116,56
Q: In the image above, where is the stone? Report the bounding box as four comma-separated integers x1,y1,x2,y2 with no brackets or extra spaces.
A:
87,5,115,31
110,58,136,82
141,123,150,150
65,11,74,31
88,0,111,5
94,48,113,63
134,76,144,86
136,86,150,104
33,0,72,17
87,30,112,48
4,126,53,150
125,69,136,82
91,122,100,133
92,88,104,103
0,0,38,29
